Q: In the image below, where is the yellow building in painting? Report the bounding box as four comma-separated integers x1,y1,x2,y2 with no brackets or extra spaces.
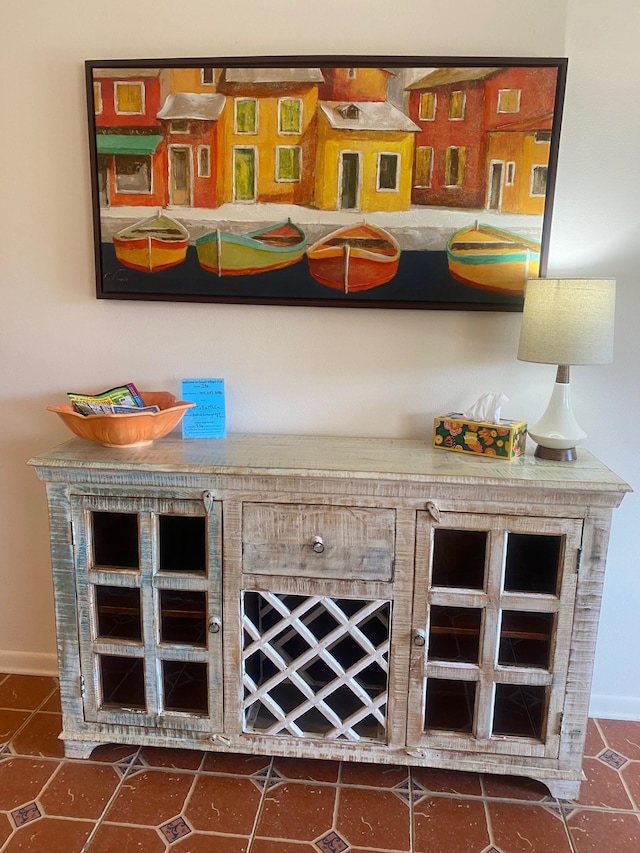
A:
314,102,419,212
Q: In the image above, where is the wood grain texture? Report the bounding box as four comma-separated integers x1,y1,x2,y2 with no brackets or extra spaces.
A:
29,433,630,796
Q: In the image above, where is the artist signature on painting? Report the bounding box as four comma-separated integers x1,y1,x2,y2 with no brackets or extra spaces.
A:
104,270,130,283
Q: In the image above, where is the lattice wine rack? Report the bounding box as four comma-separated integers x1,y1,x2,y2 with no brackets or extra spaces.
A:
241,591,391,742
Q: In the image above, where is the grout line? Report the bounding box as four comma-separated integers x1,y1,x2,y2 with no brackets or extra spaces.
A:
81,746,142,852
246,755,274,852
481,787,496,852
408,767,415,853
559,800,580,853
173,763,201,841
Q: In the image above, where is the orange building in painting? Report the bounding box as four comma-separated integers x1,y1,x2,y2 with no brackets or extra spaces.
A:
318,67,392,102
215,68,323,206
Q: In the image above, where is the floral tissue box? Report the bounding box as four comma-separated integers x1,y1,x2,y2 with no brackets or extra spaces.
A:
433,413,527,459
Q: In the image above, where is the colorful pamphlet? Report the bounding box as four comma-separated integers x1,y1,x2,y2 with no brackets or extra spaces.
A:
68,383,146,416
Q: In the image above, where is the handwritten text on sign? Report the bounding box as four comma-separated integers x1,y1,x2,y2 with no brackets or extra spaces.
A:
181,378,226,439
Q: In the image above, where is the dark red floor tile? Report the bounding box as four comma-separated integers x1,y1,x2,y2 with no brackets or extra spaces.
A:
87,743,140,763
573,757,635,809
0,675,58,711
584,718,606,756
336,786,411,851
0,709,31,745
621,760,640,809
39,761,121,819
489,801,574,852
482,772,552,801
3,815,94,852
9,712,64,758
104,769,194,826
272,755,339,783
0,756,59,810
251,841,315,852
185,773,263,835
567,809,640,853
255,781,337,842
139,745,204,770
412,765,482,796
201,750,271,775
172,834,250,852
40,690,62,713
339,761,408,788
0,812,13,847
87,822,166,852
597,719,640,761
413,795,489,853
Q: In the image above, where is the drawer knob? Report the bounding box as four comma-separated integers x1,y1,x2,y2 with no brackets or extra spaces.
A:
312,536,325,553
208,617,222,634
413,629,426,647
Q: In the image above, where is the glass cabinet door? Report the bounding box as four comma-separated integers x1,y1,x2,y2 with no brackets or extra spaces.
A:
408,511,582,759
72,495,223,732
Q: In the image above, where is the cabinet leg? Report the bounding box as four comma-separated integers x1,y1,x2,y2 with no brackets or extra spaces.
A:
63,740,104,759
542,778,582,800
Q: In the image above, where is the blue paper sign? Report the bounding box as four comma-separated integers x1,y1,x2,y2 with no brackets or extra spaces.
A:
181,378,226,439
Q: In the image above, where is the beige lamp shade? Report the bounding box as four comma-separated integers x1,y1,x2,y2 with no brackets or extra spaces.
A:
517,278,616,365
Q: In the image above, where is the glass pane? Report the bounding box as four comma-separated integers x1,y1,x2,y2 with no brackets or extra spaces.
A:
162,660,208,714
159,515,206,574
424,678,476,733
493,684,546,739
160,591,207,646
431,529,486,589
95,586,141,640
428,606,482,664
498,611,554,669
504,533,562,594
99,655,145,709
92,512,138,569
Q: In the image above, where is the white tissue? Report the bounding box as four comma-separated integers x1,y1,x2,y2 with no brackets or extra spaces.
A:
462,392,509,423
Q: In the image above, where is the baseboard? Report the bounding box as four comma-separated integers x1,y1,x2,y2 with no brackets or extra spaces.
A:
0,650,58,677
589,694,640,721
1,650,637,720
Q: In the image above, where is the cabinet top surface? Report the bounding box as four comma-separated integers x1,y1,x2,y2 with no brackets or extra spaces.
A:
28,433,631,498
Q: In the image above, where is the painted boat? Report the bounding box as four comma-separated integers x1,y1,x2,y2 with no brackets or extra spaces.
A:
195,219,307,276
113,212,189,273
306,223,400,293
446,223,540,295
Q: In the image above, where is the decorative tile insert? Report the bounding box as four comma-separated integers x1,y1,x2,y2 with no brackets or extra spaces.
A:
315,830,350,852
598,748,629,770
11,802,41,827
393,777,414,803
160,815,192,843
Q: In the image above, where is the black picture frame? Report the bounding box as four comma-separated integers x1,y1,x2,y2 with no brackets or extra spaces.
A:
86,55,567,311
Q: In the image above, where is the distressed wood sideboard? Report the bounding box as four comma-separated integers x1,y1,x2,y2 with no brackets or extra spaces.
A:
29,433,630,798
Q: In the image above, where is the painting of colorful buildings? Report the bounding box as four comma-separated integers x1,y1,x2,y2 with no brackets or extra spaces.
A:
88,58,566,308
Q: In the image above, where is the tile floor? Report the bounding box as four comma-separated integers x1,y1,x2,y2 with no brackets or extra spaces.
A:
1,673,640,852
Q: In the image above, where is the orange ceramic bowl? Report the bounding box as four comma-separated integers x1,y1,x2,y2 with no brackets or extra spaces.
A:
47,391,195,448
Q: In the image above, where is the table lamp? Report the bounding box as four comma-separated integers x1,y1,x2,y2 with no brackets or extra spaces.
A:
517,278,616,461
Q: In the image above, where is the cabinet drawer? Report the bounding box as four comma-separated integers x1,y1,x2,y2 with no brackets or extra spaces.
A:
242,502,395,581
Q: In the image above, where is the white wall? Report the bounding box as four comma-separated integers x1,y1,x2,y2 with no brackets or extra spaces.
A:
1,0,638,716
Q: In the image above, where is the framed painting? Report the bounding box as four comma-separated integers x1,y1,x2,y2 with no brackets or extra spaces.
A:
86,55,567,310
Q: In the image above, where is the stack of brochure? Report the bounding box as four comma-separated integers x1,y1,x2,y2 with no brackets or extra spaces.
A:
68,383,159,416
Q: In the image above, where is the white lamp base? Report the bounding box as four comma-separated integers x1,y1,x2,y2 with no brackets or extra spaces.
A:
528,370,587,462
